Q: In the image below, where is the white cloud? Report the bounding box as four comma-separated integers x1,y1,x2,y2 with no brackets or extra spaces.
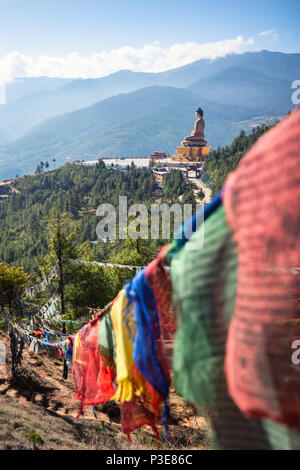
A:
259,29,279,41
0,35,255,83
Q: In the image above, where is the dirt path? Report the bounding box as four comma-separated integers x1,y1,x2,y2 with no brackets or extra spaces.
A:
0,180,20,194
188,172,212,204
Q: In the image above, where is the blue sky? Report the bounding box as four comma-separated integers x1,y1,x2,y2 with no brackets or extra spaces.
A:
0,0,299,81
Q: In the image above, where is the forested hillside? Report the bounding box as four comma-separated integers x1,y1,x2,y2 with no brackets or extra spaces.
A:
203,123,275,194
0,160,193,275
0,159,199,317
0,122,279,276
0,122,279,317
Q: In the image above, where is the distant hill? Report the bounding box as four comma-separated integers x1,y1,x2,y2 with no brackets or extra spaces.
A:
0,71,160,139
0,86,282,179
1,78,75,139
159,50,300,86
5,77,74,103
188,67,293,112
0,50,298,140
0,128,11,146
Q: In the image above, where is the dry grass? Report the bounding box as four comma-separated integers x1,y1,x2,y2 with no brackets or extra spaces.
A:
0,330,211,450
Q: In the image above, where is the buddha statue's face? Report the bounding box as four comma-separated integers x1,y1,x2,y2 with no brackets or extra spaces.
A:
196,112,201,120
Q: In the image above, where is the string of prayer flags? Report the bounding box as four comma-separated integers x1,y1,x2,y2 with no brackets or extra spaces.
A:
25,263,59,298
66,258,145,271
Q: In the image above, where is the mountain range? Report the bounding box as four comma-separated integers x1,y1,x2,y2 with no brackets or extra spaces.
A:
188,67,292,112
0,50,298,179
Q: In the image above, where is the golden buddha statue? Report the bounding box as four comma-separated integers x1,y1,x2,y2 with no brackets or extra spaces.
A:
182,107,207,147
171,107,211,163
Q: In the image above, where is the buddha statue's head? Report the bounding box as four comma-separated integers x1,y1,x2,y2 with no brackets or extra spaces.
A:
196,107,204,119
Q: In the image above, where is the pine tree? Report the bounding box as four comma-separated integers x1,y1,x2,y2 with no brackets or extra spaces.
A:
0,263,28,314
45,208,77,315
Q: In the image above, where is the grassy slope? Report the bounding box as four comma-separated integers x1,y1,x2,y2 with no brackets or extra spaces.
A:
0,330,210,450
